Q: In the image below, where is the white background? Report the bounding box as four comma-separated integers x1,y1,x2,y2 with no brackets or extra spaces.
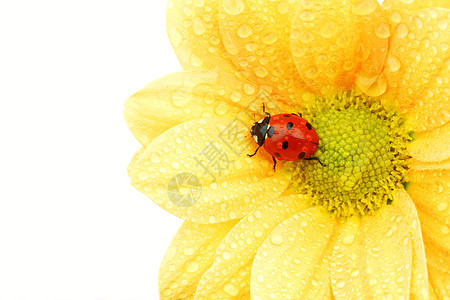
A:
0,1,182,299
0,1,388,299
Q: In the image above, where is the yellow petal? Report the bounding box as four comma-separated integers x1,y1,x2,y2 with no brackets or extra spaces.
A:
194,193,312,299
251,207,336,299
124,70,262,147
165,0,236,73
408,122,450,163
428,265,450,299
382,0,450,15
424,234,450,274
218,0,310,104
380,8,450,132
392,189,430,299
330,202,412,299
408,162,450,243
424,236,450,298
159,220,238,300
129,118,291,224
418,209,450,253
290,0,388,96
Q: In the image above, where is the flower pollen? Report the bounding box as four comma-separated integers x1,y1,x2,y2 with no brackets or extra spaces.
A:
290,93,410,217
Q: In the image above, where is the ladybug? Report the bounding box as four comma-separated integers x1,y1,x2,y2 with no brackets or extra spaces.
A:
248,104,324,170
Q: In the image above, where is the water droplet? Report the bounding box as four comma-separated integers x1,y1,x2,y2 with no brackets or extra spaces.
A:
270,233,284,245
215,101,229,116
237,24,252,38
138,171,148,180
441,225,449,234
186,261,199,273
151,152,161,163
254,230,263,238
300,31,313,44
387,55,401,72
230,91,242,102
300,10,315,21
222,0,245,15
223,283,239,296
352,0,376,16
336,280,346,288
222,251,232,259
193,17,206,36
438,17,448,30
305,67,318,79
375,22,390,39
437,201,447,211
395,23,408,38
254,66,269,78
321,21,338,38
337,33,351,48
342,234,355,245
222,30,240,55
412,16,423,29
263,33,278,45
276,2,289,14
184,247,194,255
243,83,256,95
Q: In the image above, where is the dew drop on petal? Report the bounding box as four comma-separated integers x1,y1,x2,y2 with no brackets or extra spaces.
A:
263,33,278,45
254,66,269,78
222,0,245,16
375,22,390,39
150,152,161,163
437,201,448,211
336,279,346,288
184,247,194,256
300,10,315,21
193,17,206,36
270,233,284,245
276,2,289,14
223,283,239,296
437,17,448,30
387,55,401,72
222,251,232,260
186,261,199,273
395,23,408,38
237,24,253,38
352,0,376,16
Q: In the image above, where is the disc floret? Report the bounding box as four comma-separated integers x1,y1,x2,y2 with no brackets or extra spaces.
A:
291,94,410,217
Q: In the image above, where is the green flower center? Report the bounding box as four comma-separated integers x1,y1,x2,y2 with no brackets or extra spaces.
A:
289,94,409,217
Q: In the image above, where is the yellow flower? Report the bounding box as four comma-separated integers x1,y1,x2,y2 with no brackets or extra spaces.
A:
124,0,449,298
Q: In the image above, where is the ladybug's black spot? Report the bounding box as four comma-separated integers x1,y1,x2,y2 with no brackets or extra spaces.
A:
267,126,275,138
298,152,306,159
274,152,281,157
286,122,293,130
306,122,312,130
283,114,291,117
282,141,289,150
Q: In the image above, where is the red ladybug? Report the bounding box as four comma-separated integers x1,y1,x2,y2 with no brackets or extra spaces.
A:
248,105,324,170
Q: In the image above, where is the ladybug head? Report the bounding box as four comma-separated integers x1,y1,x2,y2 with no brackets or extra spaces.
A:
250,116,271,146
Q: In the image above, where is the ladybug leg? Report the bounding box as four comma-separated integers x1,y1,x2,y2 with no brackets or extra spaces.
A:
272,156,277,171
305,157,325,166
262,103,270,117
292,112,302,118
247,145,262,157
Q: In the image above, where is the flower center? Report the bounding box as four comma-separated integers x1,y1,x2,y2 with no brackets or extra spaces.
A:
289,94,409,217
